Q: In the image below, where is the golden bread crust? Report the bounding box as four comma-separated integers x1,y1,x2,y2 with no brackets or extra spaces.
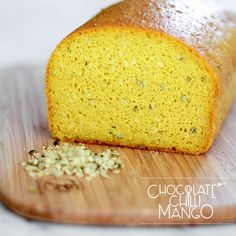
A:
79,0,236,87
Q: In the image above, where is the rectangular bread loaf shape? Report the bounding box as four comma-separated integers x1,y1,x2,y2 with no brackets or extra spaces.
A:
46,0,236,155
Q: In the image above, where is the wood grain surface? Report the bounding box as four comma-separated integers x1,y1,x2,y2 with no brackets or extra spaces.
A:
0,66,236,225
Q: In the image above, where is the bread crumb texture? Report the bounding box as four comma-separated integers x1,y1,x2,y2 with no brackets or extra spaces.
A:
47,26,219,154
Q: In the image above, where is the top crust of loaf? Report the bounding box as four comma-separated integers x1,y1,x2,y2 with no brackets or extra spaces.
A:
73,0,236,91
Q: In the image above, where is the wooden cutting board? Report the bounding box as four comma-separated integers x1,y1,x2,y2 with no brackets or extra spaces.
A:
1,66,236,226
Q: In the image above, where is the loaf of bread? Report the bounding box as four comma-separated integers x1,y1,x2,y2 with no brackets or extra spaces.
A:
46,0,236,155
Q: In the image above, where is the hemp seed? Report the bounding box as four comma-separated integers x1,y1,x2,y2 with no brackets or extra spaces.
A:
23,143,124,180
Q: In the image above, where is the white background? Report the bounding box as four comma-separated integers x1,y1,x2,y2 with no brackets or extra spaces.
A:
1,0,236,235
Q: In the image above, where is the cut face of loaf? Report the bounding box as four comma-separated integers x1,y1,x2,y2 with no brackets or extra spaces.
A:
46,0,236,155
